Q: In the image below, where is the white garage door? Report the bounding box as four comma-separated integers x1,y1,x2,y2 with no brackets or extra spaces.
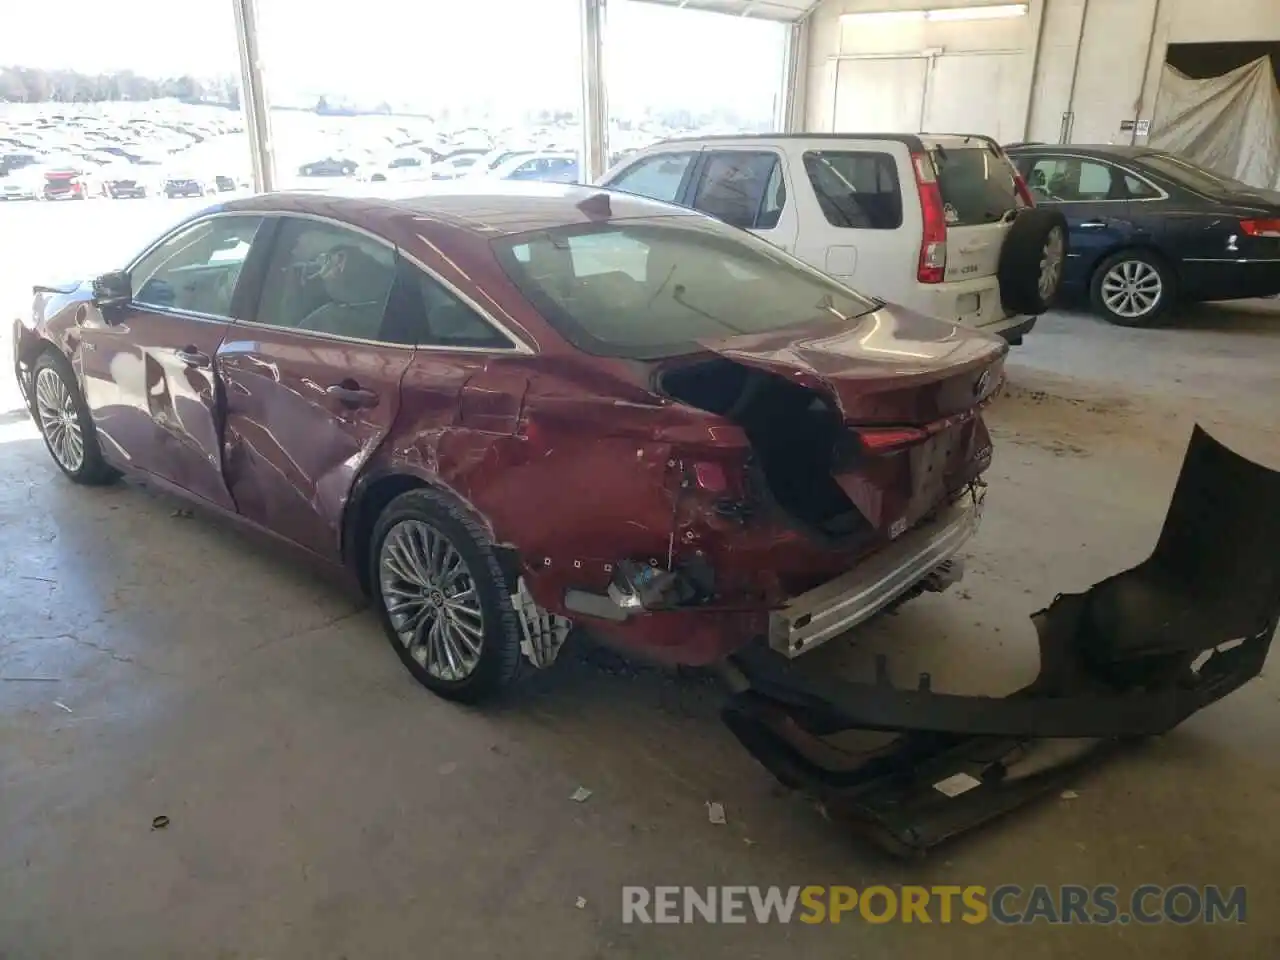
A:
832,57,928,132
922,54,1026,143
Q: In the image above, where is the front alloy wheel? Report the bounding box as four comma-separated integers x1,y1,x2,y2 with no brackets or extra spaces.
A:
34,365,84,473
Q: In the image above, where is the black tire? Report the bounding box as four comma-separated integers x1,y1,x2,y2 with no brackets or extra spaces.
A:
997,208,1069,315
1089,249,1175,327
31,351,118,485
369,487,523,703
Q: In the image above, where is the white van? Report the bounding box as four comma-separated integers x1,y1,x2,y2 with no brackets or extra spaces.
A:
599,134,1066,343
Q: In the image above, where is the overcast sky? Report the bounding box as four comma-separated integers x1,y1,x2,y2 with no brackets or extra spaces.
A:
1,0,783,114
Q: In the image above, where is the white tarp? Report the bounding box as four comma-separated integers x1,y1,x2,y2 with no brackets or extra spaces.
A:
1149,57,1280,191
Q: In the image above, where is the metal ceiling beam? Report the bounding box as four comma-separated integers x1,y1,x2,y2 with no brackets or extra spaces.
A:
580,0,609,182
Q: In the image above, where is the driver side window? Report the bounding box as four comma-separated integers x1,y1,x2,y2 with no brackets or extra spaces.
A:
131,216,263,317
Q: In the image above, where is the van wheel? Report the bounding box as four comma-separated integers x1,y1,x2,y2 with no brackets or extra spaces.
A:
369,488,524,703
1090,250,1173,326
997,208,1069,315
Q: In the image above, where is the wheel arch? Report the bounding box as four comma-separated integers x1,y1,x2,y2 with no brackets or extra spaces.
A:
340,466,519,596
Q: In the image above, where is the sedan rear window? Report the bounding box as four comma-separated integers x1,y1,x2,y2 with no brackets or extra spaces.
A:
494,217,875,360
929,145,1023,226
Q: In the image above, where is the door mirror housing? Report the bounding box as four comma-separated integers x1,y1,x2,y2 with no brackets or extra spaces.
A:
91,270,131,308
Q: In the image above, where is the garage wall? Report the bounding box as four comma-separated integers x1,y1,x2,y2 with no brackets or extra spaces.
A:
806,0,1280,145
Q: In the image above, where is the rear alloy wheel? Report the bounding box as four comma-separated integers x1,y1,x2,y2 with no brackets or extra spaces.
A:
1090,250,1172,327
31,352,118,485
370,488,523,702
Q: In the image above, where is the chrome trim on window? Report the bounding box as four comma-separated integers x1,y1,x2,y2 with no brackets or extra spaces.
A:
128,208,536,355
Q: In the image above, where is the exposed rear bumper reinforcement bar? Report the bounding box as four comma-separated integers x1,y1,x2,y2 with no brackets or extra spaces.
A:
770,500,979,657
724,427,1280,856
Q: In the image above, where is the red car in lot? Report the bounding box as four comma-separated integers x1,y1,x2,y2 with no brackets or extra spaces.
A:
12,184,1002,702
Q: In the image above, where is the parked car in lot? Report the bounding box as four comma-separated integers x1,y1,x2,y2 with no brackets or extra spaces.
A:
1006,144,1280,325
162,175,211,198
298,157,359,178
492,151,580,184
600,134,1067,343
0,176,39,201
41,167,97,200
102,170,149,198
13,184,1002,703
362,154,433,184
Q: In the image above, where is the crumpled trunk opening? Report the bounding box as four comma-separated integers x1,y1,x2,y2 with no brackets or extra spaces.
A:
659,357,869,540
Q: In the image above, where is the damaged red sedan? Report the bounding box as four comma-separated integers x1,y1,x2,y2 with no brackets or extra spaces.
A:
13,183,999,697
13,183,1280,855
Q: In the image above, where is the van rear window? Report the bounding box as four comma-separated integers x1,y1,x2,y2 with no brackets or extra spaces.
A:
802,151,902,229
930,146,1022,226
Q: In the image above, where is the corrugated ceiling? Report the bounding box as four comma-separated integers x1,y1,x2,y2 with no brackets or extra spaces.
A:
628,0,822,24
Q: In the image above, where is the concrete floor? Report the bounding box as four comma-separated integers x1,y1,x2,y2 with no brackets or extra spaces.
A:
2,303,1279,958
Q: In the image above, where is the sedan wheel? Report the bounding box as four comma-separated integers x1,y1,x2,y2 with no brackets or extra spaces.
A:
370,488,524,702
1091,251,1172,327
31,353,118,485
34,366,84,472
379,519,484,682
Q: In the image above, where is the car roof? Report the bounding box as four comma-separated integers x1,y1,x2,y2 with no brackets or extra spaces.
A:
223,181,697,239
650,132,928,150
1005,143,1152,159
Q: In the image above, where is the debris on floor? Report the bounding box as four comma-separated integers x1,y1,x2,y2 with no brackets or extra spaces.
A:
575,897,587,909
150,815,170,830
1060,790,1079,800
706,801,726,825
569,786,592,803
170,508,194,519
52,701,72,713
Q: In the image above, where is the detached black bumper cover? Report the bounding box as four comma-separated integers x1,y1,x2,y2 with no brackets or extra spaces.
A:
724,426,1280,855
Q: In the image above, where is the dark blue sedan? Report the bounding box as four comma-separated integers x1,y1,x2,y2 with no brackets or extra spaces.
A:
1006,144,1280,325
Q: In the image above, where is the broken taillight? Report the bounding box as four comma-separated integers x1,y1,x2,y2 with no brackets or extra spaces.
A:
692,461,728,493
855,426,930,454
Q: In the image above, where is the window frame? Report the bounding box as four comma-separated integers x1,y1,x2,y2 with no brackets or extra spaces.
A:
687,149,787,231
1017,152,1169,204
604,149,700,205
127,213,267,322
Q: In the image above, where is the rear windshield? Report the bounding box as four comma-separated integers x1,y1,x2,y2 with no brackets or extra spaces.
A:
493,217,876,360
929,145,1022,226
803,151,902,229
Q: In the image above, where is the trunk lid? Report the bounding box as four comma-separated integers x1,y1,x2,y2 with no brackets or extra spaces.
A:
696,306,1004,538
698,305,1006,426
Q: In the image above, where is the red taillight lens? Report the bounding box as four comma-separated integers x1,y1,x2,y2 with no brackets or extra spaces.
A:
912,152,947,284
1013,171,1035,208
856,426,929,454
1240,218,1280,238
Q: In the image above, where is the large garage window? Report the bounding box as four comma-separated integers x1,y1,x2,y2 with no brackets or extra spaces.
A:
803,151,902,229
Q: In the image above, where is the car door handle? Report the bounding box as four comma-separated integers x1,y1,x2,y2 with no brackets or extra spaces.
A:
326,382,380,409
175,347,211,368
1078,220,1107,229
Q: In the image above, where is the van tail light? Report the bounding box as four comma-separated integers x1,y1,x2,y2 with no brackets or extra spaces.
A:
1013,170,1035,208
1239,218,1280,238
912,152,947,284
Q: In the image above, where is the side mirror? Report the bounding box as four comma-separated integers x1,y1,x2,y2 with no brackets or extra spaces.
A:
91,270,131,309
